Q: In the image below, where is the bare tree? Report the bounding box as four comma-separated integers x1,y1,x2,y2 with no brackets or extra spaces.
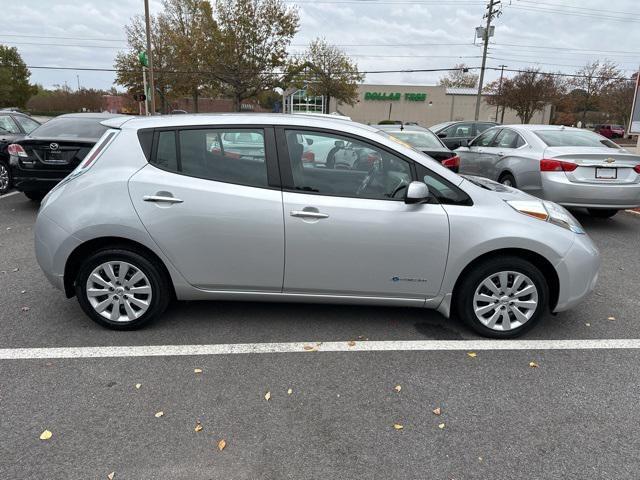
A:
438,64,478,89
600,77,635,129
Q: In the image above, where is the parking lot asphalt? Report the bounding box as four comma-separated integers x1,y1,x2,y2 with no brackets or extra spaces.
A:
1,191,640,479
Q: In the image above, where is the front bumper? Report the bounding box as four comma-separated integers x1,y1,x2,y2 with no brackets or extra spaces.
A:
541,172,640,209
553,233,600,312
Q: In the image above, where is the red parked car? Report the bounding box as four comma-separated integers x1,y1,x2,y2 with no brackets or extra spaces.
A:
595,124,625,139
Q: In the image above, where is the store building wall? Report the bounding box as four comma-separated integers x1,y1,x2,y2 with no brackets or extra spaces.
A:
329,85,551,126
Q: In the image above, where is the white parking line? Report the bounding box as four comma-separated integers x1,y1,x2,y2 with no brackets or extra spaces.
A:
0,191,19,199
1,339,640,360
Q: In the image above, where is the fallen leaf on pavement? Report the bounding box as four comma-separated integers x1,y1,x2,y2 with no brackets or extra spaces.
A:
394,385,401,392
432,407,441,416
135,383,141,389
287,388,292,395
195,421,203,432
155,411,164,418
467,352,477,358
303,345,317,351
264,391,271,401
393,423,404,430
585,323,591,327
608,316,616,321
39,430,52,440
529,361,539,368
347,340,356,347
21,306,30,312
12,267,19,272
107,472,115,480
20,290,26,294
438,423,445,429
217,439,226,451
194,368,203,374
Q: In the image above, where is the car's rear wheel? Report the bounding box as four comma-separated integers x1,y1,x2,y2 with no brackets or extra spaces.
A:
498,172,517,188
0,160,11,195
455,256,548,338
75,248,171,330
24,190,47,202
587,208,618,219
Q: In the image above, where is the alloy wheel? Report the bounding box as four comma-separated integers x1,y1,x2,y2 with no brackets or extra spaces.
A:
85,261,152,323
472,271,538,331
0,163,9,193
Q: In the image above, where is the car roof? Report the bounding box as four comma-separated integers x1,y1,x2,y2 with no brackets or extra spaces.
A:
500,124,591,133
377,125,432,133
103,113,380,134
58,113,125,120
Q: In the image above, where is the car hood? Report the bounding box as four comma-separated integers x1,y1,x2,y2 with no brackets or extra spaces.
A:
461,175,537,201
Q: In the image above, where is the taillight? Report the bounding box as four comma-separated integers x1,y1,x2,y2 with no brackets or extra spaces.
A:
7,144,27,157
540,158,578,172
302,151,315,163
634,165,640,174
442,155,460,170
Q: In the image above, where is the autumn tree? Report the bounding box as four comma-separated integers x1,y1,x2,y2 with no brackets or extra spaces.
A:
211,0,299,111
163,0,218,112
485,69,557,124
569,61,623,124
600,78,635,129
0,45,35,109
114,13,176,113
290,38,364,113
438,64,478,89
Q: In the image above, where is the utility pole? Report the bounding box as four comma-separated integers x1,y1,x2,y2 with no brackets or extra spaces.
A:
495,64,506,122
474,0,500,121
144,0,156,115
76,75,81,91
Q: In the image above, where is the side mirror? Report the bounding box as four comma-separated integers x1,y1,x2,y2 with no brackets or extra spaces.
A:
405,181,430,204
437,132,447,138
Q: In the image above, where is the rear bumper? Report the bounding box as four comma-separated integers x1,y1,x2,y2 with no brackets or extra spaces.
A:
10,165,70,192
34,213,81,291
553,234,600,312
541,172,640,209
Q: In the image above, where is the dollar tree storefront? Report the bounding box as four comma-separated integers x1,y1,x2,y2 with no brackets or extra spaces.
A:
328,84,551,126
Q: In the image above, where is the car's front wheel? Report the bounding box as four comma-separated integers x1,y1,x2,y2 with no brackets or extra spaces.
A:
0,160,11,195
587,208,618,219
75,248,171,330
455,256,548,338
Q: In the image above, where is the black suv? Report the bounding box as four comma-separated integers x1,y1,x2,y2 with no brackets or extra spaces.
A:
430,121,498,150
0,111,41,195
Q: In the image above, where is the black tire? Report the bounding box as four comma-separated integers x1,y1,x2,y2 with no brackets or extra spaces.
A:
587,208,618,219
24,190,46,202
75,248,171,330
0,159,11,195
498,172,517,188
454,256,549,339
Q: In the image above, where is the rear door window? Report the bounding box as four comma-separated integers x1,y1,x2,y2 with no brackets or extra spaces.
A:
471,129,499,147
0,115,20,134
492,129,519,149
14,115,40,134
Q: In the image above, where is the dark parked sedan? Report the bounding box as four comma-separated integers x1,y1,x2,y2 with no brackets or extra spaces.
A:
430,120,498,150
0,111,41,195
377,124,460,172
8,113,124,200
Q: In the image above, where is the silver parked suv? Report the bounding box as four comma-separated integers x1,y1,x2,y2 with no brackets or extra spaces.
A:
34,114,600,338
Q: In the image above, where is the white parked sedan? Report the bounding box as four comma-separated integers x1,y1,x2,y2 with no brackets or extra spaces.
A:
456,125,640,218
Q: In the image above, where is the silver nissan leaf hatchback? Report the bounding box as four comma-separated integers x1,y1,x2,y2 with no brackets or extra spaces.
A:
34,114,600,338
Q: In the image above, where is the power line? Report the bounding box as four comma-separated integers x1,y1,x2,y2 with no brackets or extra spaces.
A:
0,34,126,42
506,4,640,23
516,0,640,18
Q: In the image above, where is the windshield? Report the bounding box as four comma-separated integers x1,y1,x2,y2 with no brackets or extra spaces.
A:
535,130,620,149
29,117,109,139
383,130,443,149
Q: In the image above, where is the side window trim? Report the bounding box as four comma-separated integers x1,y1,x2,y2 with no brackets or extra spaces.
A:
275,126,418,201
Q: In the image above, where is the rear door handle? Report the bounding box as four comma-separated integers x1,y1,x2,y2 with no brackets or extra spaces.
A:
290,210,329,219
143,195,183,204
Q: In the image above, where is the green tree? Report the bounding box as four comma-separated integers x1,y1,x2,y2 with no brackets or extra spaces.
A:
438,64,478,89
211,0,299,111
485,69,558,123
290,38,364,113
0,45,34,109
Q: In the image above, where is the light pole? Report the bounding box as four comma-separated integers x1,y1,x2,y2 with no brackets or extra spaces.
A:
144,0,156,115
474,0,499,121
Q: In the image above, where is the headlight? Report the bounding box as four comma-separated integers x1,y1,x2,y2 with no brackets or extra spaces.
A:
506,200,585,234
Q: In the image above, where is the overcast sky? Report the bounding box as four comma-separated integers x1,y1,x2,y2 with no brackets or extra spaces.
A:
3,0,640,91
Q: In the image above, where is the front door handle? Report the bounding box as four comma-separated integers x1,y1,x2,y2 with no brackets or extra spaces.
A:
143,195,183,204
290,210,329,219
